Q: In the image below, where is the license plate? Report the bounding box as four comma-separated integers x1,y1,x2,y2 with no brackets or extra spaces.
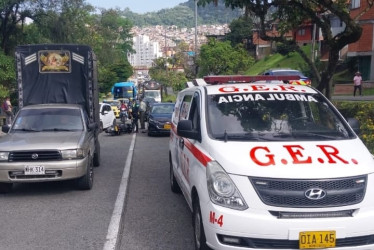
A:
164,124,171,130
24,165,45,175
299,231,336,249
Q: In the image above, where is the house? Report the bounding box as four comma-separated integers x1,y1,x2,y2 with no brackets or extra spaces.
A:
347,0,374,81
251,0,374,81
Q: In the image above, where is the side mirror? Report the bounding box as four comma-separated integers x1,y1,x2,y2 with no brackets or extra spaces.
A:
177,120,201,141
347,118,360,134
2,125,10,133
88,122,98,131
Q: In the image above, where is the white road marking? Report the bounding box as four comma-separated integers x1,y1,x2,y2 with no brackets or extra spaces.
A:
103,133,136,250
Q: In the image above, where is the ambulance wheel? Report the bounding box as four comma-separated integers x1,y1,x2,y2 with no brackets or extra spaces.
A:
169,155,181,193
193,197,210,250
0,183,13,193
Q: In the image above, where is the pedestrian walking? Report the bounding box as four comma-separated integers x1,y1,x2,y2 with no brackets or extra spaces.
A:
2,96,14,126
353,71,362,96
139,98,147,130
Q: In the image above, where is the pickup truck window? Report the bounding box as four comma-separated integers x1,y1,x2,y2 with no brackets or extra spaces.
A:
13,108,84,132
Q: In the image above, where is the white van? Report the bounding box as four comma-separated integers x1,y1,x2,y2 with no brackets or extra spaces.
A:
169,76,374,250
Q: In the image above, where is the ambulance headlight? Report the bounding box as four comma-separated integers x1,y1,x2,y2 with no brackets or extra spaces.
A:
207,161,248,210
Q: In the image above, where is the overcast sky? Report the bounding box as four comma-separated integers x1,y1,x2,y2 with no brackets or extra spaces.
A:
86,0,187,14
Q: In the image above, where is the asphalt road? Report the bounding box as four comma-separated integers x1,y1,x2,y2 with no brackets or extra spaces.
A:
0,130,194,250
118,132,194,250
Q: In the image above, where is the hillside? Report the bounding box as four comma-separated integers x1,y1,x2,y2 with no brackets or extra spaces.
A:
121,0,243,27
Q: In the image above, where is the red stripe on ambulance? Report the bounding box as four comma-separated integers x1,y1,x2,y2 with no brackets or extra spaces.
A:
183,139,212,167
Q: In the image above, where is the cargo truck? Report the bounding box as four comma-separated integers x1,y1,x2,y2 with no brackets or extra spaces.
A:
0,44,101,192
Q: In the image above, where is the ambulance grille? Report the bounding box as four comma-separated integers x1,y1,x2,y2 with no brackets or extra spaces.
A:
250,175,367,208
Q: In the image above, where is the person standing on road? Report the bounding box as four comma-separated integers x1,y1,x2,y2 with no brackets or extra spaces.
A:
139,98,147,131
131,100,139,133
353,71,363,97
2,96,14,126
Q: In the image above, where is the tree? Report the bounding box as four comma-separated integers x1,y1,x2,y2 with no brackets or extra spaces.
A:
197,38,254,76
225,16,253,47
199,0,374,99
0,0,42,54
0,51,15,99
149,57,188,94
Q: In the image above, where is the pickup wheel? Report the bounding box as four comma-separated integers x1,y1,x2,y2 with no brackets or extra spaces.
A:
99,122,104,133
0,183,13,193
170,155,181,193
76,155,94,190
193,197,210,250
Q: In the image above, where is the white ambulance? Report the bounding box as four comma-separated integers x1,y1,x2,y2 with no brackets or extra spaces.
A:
169,75,374,250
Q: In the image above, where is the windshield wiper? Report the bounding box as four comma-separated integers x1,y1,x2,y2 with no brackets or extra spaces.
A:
42,128,75,132
13,128,40,132
215,132,264,141
291,131,344,140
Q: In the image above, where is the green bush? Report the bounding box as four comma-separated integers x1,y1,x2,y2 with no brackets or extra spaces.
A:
334,101,374,153
162,94,176,103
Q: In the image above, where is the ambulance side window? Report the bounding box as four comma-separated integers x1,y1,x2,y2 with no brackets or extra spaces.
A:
189,92,200,131
179,95,193,121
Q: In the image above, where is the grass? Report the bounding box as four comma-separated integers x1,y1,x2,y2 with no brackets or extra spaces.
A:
245,45,311,75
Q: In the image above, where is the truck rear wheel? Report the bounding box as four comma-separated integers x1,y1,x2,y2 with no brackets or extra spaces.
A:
76,156,94,190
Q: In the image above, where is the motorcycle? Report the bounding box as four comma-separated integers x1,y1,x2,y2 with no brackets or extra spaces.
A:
119,106,128,123
106,122,133,136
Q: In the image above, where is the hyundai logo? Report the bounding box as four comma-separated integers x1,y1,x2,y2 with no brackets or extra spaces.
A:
31,153,39,160
305,188,327,200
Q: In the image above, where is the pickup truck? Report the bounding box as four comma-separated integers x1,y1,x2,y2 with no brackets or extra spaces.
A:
0,104,99,192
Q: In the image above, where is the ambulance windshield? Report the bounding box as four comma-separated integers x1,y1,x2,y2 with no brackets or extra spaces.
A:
206,92,355,141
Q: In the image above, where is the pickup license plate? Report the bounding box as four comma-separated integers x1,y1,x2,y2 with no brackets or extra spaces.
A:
164,124,171,130
24,165,45,175
299,231,336,249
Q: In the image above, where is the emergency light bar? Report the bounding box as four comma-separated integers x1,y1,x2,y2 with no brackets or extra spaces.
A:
203,75,301,85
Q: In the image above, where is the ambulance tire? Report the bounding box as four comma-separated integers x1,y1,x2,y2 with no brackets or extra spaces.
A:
193,197,211,250
169,156,181,193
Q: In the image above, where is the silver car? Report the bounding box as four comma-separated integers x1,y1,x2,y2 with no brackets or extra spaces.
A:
0,104,99,193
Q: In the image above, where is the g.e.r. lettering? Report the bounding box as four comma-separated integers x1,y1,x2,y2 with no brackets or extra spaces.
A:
249,145,353,166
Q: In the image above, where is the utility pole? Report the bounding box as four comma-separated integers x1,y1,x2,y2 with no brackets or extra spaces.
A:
194,0,198,76
311,23,316,62
194,0,198,53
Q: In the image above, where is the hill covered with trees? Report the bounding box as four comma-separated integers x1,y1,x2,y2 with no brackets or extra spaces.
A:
121,0,243,27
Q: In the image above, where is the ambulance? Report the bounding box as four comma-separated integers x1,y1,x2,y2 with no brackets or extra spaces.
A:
169,75,374,250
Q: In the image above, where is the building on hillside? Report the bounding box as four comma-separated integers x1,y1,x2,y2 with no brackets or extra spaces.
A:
250,1,374,82
127,35,162,68
347,0,374,81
